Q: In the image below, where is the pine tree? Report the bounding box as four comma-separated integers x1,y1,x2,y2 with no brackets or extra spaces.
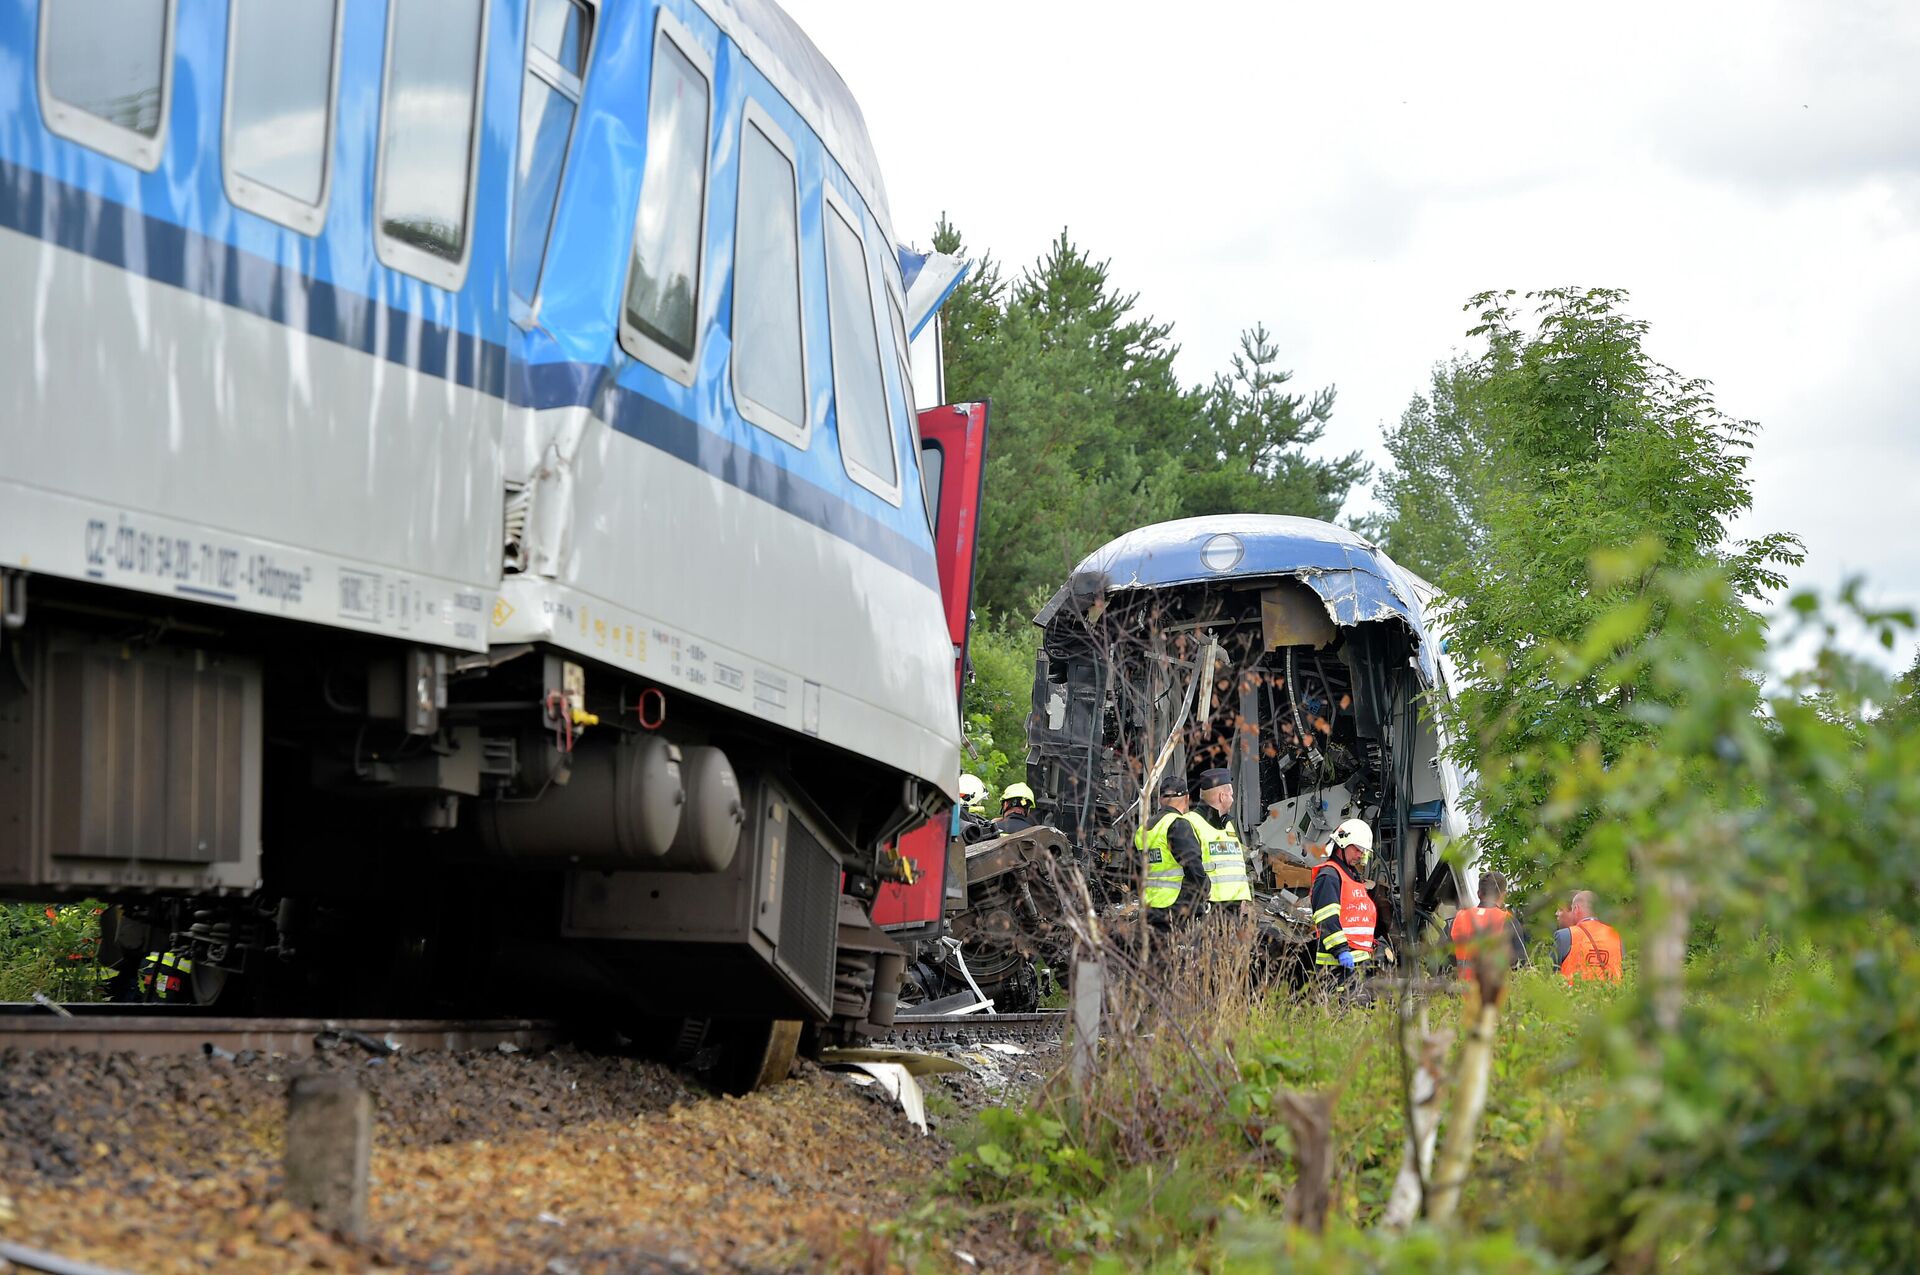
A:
1170,323,1366,523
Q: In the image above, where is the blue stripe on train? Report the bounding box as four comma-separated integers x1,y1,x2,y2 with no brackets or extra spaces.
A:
0,159,938,591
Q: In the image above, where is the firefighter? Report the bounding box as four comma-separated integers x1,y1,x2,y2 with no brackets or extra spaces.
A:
1449,870,1528,981
958,773,988,818
1554,890,1624,983
1311,819,1377,981
1137,774,1211,924
137,947,195,1002
1194,767,1252,914
995,782,1039,834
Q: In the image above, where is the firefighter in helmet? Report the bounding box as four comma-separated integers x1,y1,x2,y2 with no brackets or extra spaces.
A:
957,773,988,818
1311,819,1377,981
994,782,1038,834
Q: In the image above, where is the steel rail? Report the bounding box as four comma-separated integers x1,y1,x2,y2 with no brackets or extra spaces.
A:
0,1238,137,1275
0,1009,558,1057
879,1009,1066,1045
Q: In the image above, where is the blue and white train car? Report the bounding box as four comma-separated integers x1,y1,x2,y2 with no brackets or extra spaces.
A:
0,0,980,1064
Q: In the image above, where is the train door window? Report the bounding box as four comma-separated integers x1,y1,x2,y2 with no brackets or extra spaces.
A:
37,0,175,171
511,0,593,306
223,0,342,235
731,103,806,444
375,0,488,290
824,192,899,502
619,15,711,386
919,439,944,535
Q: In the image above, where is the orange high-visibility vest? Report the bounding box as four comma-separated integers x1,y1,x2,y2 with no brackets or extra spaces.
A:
1449,905,1512,981
1312,861,1377,964
1560,919,1624,983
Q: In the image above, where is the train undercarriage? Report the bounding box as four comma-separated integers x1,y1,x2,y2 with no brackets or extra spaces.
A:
0,569,930,1089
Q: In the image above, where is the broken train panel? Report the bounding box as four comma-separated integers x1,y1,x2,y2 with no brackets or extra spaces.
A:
1025,514,1478,958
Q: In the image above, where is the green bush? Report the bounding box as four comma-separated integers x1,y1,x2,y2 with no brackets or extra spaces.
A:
0,901,110,1002
962,613,1039,797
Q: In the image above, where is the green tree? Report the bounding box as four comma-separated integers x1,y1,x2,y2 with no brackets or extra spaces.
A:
1436,288,1803,874
961,615,1039,797
1168,324,1368,523
930,214,1004,406
939,226,1193,617
1363,360,1493,581
1884,646,1920,728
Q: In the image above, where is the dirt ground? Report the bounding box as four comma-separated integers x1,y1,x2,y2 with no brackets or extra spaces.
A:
0,1035,1061,1274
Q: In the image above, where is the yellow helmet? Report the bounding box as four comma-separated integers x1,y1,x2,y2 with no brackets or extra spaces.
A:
1000,781,1036,806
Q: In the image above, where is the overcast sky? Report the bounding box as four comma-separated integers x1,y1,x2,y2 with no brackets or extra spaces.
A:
784,0,1920,668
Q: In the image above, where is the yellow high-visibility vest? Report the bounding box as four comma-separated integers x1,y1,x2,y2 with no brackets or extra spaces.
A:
1198,815,1252,902
1136,810,1211,909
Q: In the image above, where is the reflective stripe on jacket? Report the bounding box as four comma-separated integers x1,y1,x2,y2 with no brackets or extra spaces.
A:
1137,810,1212,909
1560,919,1624,983
1200,817,1252,902
1312,860,1378,966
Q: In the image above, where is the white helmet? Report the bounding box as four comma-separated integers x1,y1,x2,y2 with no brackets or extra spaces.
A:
958,774,987,809
1331,819,1374,864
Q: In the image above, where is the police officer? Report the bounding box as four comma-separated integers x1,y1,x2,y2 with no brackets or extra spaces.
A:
995,782,1039,834
1311,819,1377,981
1137,775,1211,924
1194,767,1252,914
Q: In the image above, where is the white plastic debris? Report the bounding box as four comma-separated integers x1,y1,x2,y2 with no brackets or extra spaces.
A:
982,1042,1029,1056
844,1061,927,1134
537,1211,565,1227
954,1250,979,1267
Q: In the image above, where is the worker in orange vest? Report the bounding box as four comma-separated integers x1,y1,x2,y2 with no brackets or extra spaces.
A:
1448,870,1528,980
1554,890,1624,983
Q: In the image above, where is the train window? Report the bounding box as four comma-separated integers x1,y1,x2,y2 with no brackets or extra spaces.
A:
37,0,175,172
511,0,593,305
375,0,488,289
619,16,711,386
731,104,806,444
824,193,899,502
224,0,342,234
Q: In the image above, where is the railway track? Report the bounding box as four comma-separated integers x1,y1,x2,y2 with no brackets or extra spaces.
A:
0,1003,558,1057
0,1238,135,1275
1,1001,1065,1056
880,1008,1066,1046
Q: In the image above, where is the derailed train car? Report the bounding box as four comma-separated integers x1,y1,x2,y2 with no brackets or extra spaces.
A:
0,0,983,1087
1026,515,1479,960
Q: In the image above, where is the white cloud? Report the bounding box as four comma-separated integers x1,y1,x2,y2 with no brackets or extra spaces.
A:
785,0,1920,651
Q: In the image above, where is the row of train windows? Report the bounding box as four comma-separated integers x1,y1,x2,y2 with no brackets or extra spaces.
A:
619,17,904,498
38,0,906,503
38,0,496,276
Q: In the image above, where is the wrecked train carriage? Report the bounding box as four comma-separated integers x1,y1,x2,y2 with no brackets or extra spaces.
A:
1026,516,1477,950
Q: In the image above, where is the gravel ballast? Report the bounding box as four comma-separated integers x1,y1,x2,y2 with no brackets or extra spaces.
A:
0,1043,955,1273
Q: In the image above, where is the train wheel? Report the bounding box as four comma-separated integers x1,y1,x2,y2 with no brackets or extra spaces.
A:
715,1017,802,1096
188,960,228,1007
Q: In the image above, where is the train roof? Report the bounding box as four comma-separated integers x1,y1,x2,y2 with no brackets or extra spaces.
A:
704,0,896,248
1034,515,1437,665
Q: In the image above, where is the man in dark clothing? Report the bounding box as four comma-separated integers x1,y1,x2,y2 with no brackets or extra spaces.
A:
1310,819,1377,982
1137,774,1211,924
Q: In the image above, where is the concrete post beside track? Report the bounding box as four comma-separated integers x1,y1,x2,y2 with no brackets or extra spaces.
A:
1069,958,1103,1088
284,1074,372,1238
